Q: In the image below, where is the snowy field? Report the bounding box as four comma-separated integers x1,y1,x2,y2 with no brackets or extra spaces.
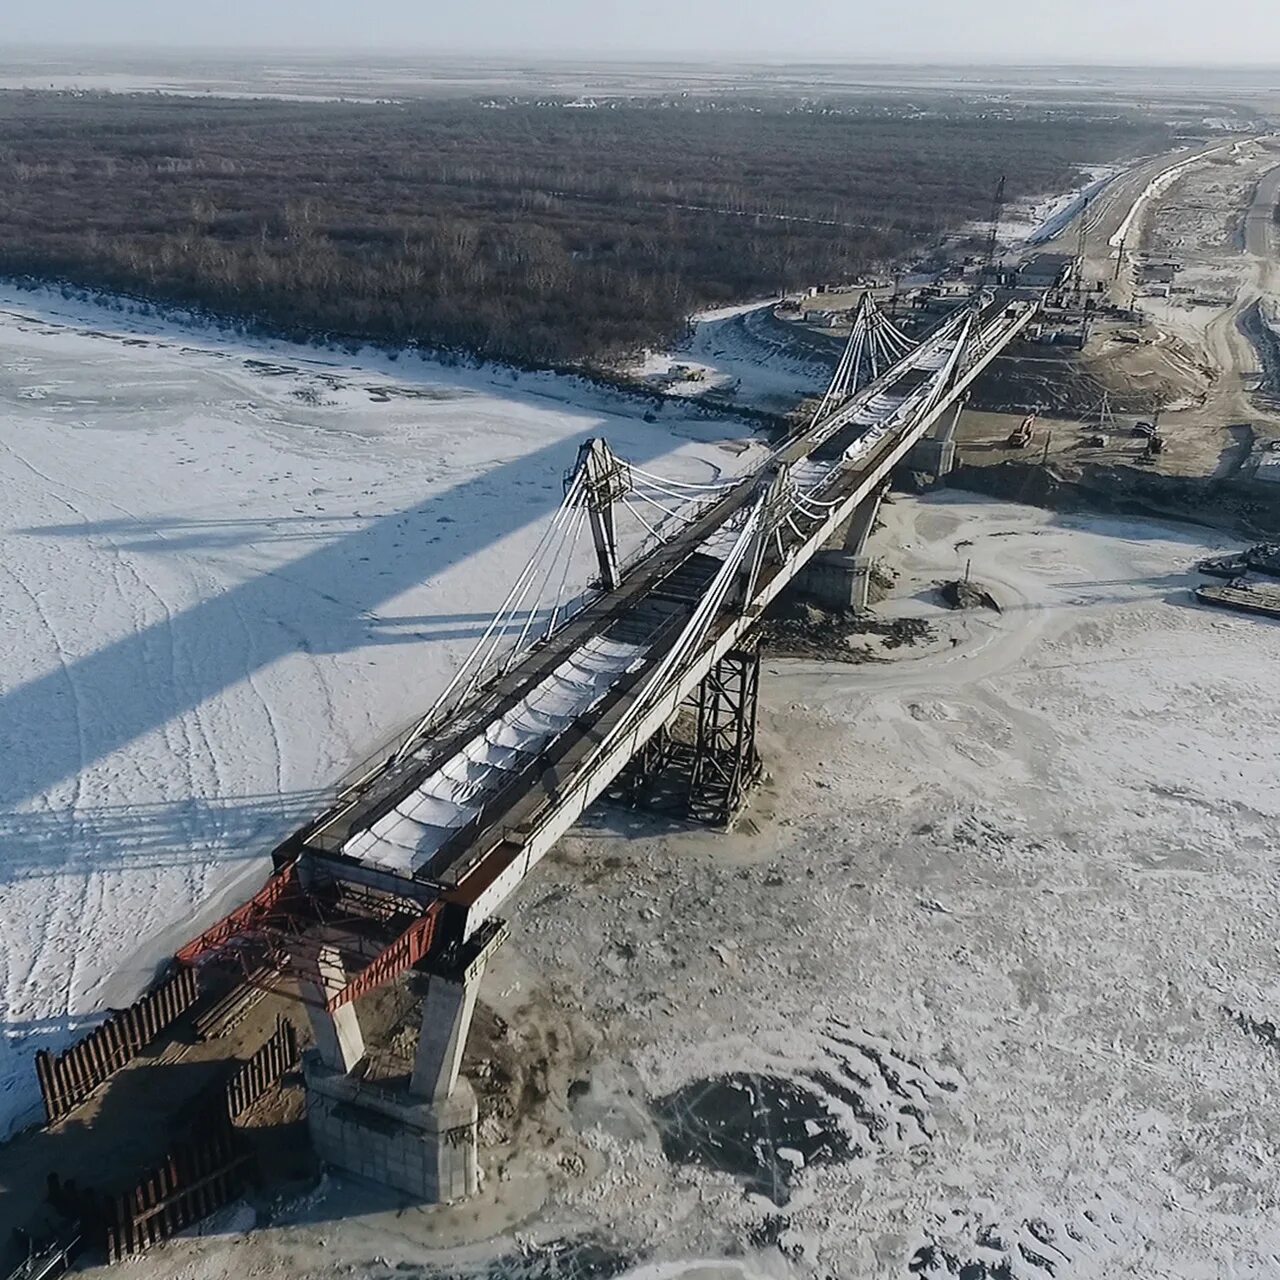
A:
0,285,771,1138
106,494,1280,1280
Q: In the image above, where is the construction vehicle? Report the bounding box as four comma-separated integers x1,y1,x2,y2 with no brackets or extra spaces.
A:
1007,413,1036,448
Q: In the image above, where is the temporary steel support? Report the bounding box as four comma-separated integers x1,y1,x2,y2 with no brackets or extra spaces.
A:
571,437,630,591
175,858,302,965
326,901,444,1013
174,863,439,1011
614,644,763,827
687,645,762,827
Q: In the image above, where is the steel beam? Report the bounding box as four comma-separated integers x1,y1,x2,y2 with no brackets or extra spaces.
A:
175,858,302,966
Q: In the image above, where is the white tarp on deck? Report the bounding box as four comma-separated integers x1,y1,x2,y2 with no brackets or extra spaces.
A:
343,635,647,874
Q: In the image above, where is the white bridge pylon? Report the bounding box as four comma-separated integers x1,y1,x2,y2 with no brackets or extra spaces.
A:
811,291,919,423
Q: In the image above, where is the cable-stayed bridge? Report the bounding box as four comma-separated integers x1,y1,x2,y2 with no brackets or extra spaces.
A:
172,289,1039,1198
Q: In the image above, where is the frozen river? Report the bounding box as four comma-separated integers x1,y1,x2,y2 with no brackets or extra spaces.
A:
5,286,1280,1279
0,286,766,1137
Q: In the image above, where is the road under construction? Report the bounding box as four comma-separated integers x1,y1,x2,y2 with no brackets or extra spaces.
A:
137,284,1041,1204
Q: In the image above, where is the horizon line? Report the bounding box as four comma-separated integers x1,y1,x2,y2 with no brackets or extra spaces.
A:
4,43,1280,72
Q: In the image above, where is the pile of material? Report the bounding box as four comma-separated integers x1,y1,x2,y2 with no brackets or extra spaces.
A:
939,579,1001,612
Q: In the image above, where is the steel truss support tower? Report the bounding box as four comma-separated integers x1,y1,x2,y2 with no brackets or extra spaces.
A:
687,644,763,826
612,643,763,828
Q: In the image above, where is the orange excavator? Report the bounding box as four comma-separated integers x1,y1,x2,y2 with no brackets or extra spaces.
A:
1007,413,1037,449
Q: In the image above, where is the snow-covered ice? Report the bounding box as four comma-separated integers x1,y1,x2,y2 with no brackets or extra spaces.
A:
632,303,834,413
0,285,766,1137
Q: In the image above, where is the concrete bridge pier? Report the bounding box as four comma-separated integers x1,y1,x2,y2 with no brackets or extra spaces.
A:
409,925,501,1104
903,393,966,480
797,481,891,613
842,481,890,615
303,923,506,1204
299,945,366,1073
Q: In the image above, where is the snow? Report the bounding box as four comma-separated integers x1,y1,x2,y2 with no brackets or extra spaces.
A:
1109,142,1239,249
0,283,765,1138
631,304,834,413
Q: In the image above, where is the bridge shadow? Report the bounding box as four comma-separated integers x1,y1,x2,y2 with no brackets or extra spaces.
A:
0,423,693,812
0,790,331,886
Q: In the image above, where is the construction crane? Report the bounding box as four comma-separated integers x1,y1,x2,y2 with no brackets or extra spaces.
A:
978,175,1007,297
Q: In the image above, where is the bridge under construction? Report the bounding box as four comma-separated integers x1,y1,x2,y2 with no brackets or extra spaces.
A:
169,288,1040,1200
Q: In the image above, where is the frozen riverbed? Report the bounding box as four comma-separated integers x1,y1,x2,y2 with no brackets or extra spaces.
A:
0,286,765,1137
106,493,1280,1279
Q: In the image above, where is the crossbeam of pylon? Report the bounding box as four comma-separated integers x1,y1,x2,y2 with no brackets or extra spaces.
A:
325,901,445,1013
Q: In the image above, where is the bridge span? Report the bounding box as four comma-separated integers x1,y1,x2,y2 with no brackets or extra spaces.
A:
174,289,1039,1200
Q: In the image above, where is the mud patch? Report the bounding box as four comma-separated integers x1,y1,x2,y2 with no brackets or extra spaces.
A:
652,1072,859,1206
760,598,934,664
939,579,1000,612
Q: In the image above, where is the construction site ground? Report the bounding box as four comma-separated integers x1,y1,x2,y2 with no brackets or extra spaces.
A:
62,490,1280,1280
941,137,1280,539
0,983,312,1271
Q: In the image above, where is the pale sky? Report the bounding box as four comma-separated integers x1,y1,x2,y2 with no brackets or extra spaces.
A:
5,0,1279,65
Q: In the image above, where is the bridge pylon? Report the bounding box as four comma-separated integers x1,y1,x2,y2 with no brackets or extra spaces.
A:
570,437,631,591
734,462,795,612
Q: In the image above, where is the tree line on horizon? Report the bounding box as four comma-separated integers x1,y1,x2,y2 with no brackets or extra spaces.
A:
0,93,1172,367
